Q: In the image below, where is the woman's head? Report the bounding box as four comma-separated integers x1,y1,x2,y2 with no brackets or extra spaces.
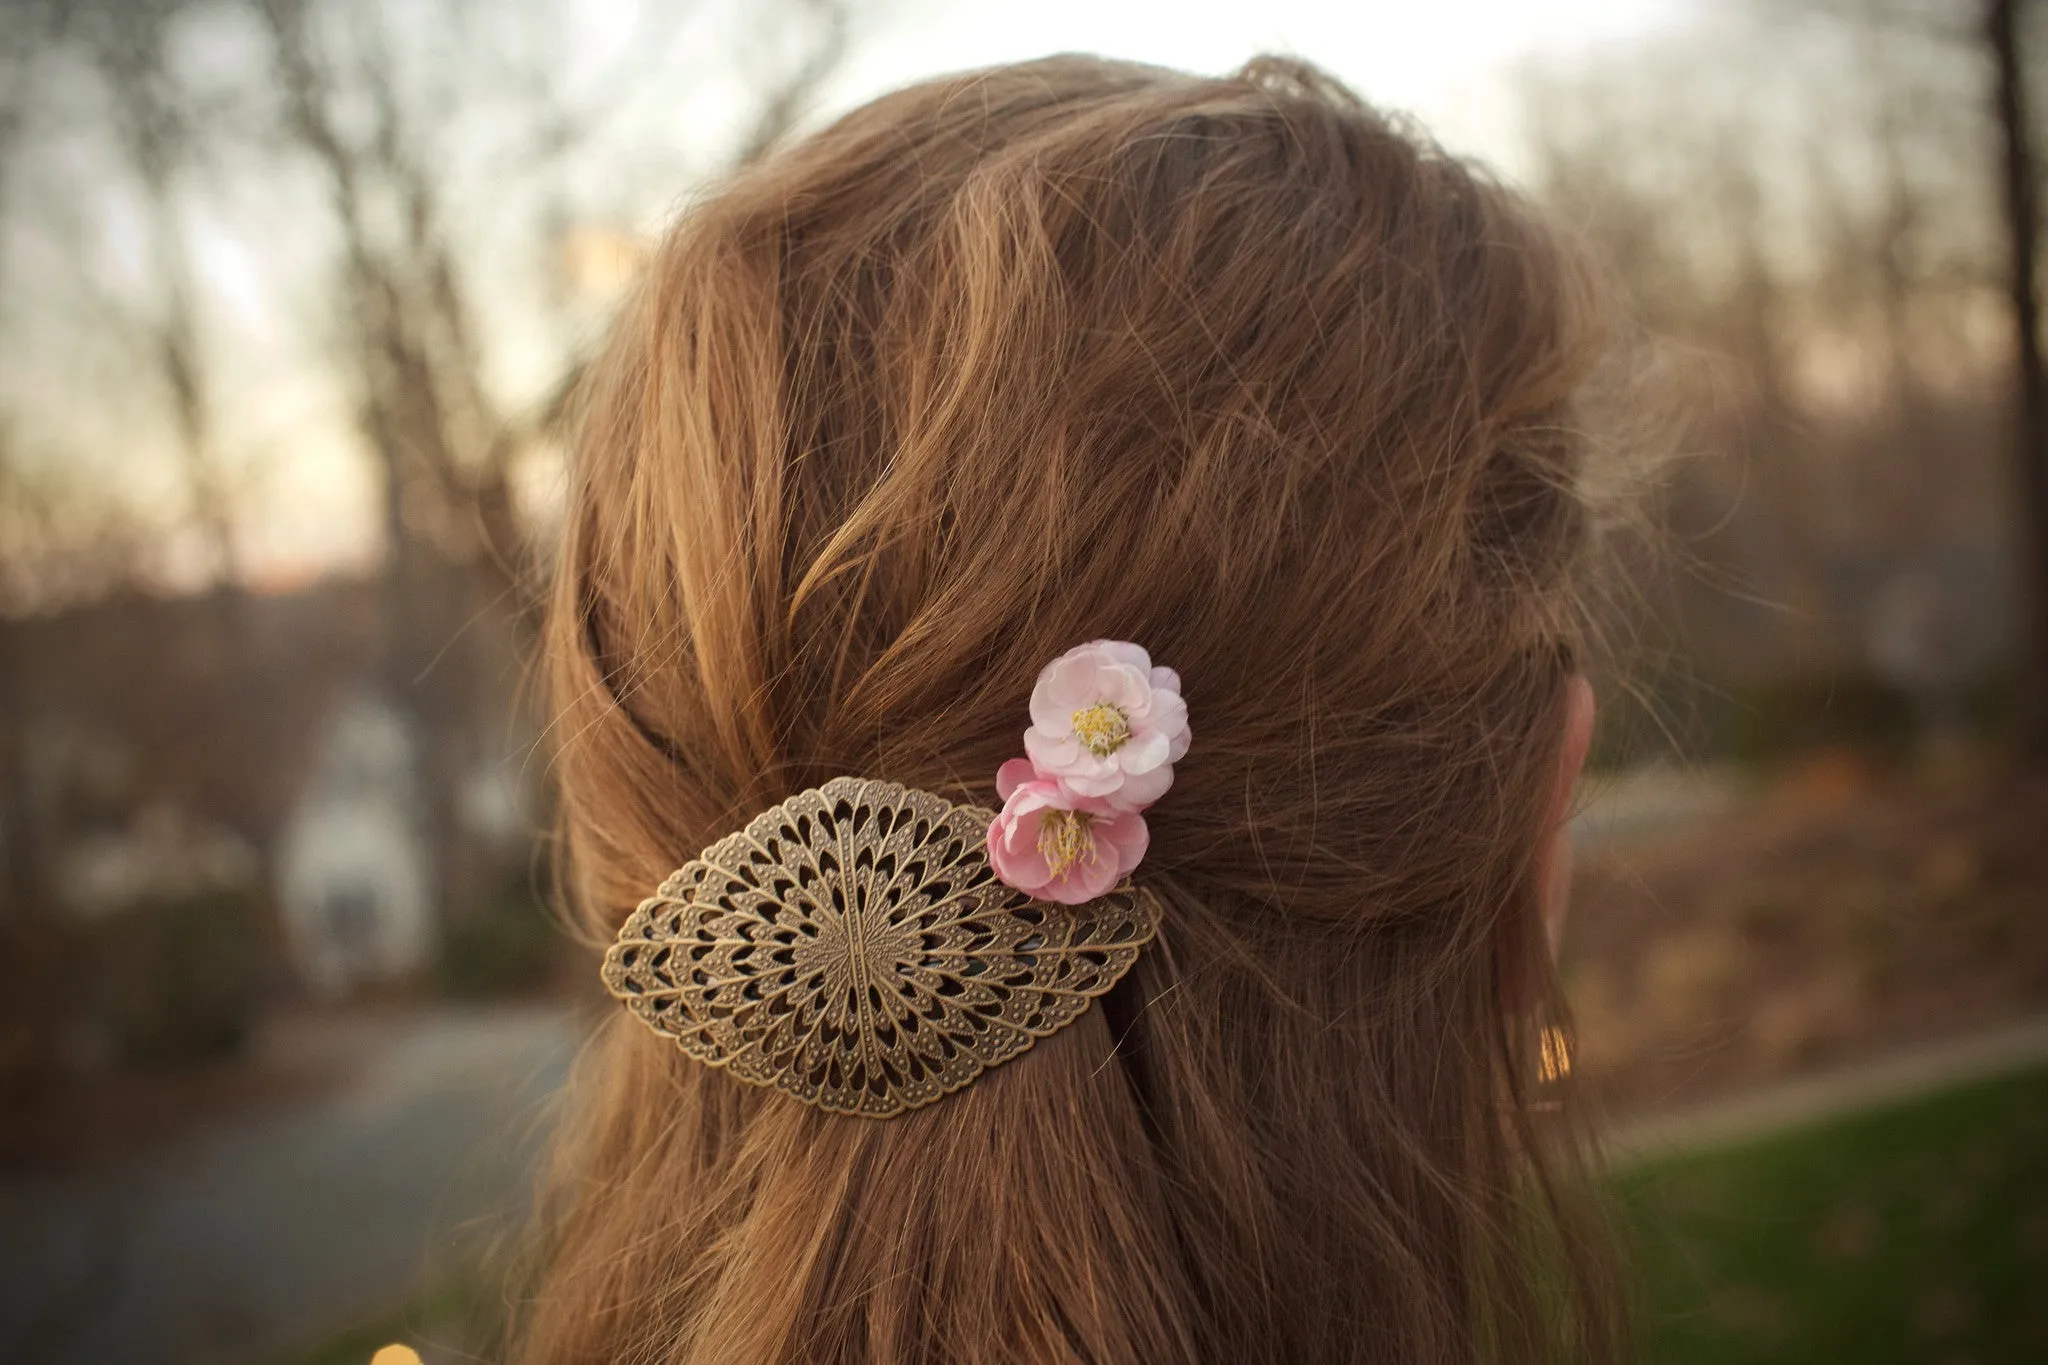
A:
533,54,1622,1364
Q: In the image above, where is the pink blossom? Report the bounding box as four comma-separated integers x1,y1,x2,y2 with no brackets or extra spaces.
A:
986,758,1150,904
1022,640,1190,811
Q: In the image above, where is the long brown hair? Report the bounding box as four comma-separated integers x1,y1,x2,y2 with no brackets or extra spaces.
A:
524,54,1625,1364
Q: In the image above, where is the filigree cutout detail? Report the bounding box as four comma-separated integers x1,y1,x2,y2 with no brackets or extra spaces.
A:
601,777,1161,1117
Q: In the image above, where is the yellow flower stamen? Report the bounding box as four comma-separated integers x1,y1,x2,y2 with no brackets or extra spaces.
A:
1036,808,1097,880
1070,703,1131,757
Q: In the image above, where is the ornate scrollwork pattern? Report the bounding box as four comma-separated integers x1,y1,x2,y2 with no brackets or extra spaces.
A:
601,777,1160,1117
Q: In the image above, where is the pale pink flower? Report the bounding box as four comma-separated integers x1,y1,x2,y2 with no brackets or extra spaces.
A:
1022,640,1190,811
986,758,1150,905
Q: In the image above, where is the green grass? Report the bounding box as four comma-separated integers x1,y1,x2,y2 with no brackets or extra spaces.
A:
1618,1064,2048,1364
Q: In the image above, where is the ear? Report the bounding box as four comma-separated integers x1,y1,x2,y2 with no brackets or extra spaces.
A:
1536,675,1596,959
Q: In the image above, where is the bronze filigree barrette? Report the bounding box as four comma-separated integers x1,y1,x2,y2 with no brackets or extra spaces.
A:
603,776,1162,1117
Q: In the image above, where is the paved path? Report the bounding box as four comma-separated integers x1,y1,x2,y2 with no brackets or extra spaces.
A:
1569,763,1742,852
0,1004,577,1365
1607,1013,2048,1164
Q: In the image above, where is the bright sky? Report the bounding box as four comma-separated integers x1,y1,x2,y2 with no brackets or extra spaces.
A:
823,0,1698,180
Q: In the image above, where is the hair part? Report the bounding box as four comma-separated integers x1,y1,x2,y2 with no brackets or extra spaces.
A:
523,54,1629,1365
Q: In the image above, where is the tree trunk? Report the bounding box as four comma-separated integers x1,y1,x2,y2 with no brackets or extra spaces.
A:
1990,0,2048,760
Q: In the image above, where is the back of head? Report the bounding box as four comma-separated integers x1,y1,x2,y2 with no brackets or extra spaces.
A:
531,54,1621,1365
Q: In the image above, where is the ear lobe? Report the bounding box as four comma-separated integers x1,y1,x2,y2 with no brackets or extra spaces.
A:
1498,675,1596,1011
1539,675,1596,957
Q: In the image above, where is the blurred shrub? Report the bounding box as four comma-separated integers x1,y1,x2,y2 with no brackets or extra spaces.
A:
0,918,71,1104
1594,669,1958,770
3,886,263,1097
85,886,263,1068
1961,662,2018,741
1716,676,1922,765
436,877,562,999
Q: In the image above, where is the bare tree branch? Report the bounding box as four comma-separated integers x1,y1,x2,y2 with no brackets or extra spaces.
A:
1989,0,2048,757
257,0,863,583
72,0,245,592
735,0,852,166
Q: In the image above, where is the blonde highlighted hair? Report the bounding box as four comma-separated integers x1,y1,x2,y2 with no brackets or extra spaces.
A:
525,54,1626,1364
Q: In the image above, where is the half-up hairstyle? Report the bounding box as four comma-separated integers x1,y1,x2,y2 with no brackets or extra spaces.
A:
524,54,1626,1365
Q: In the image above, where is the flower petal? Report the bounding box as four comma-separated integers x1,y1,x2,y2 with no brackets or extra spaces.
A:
1048,654,1103,708
1105,762,1172,810
1119,729,1171,773
1089,640,1153,671
1142,687,1191,762
1059,766,1124,798
1096,810,1150,875
992,831,1052,892
995,757,1039,802
1097,662,1152,712
1145,688,1188,735
1024,728,1082,772
1029,665,1082,732
1041,847,1120,904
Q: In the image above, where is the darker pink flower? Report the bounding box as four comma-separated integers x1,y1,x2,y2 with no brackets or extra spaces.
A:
986,758,1149,905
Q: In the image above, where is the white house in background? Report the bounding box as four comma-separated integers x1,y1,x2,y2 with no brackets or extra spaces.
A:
277,690,433,996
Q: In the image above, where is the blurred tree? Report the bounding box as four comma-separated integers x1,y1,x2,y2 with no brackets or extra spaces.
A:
0,0,148,618
245,0,857,931
1988,0,2048,758
67,0,246,598
1522,1,2023,757
252,0,851,585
